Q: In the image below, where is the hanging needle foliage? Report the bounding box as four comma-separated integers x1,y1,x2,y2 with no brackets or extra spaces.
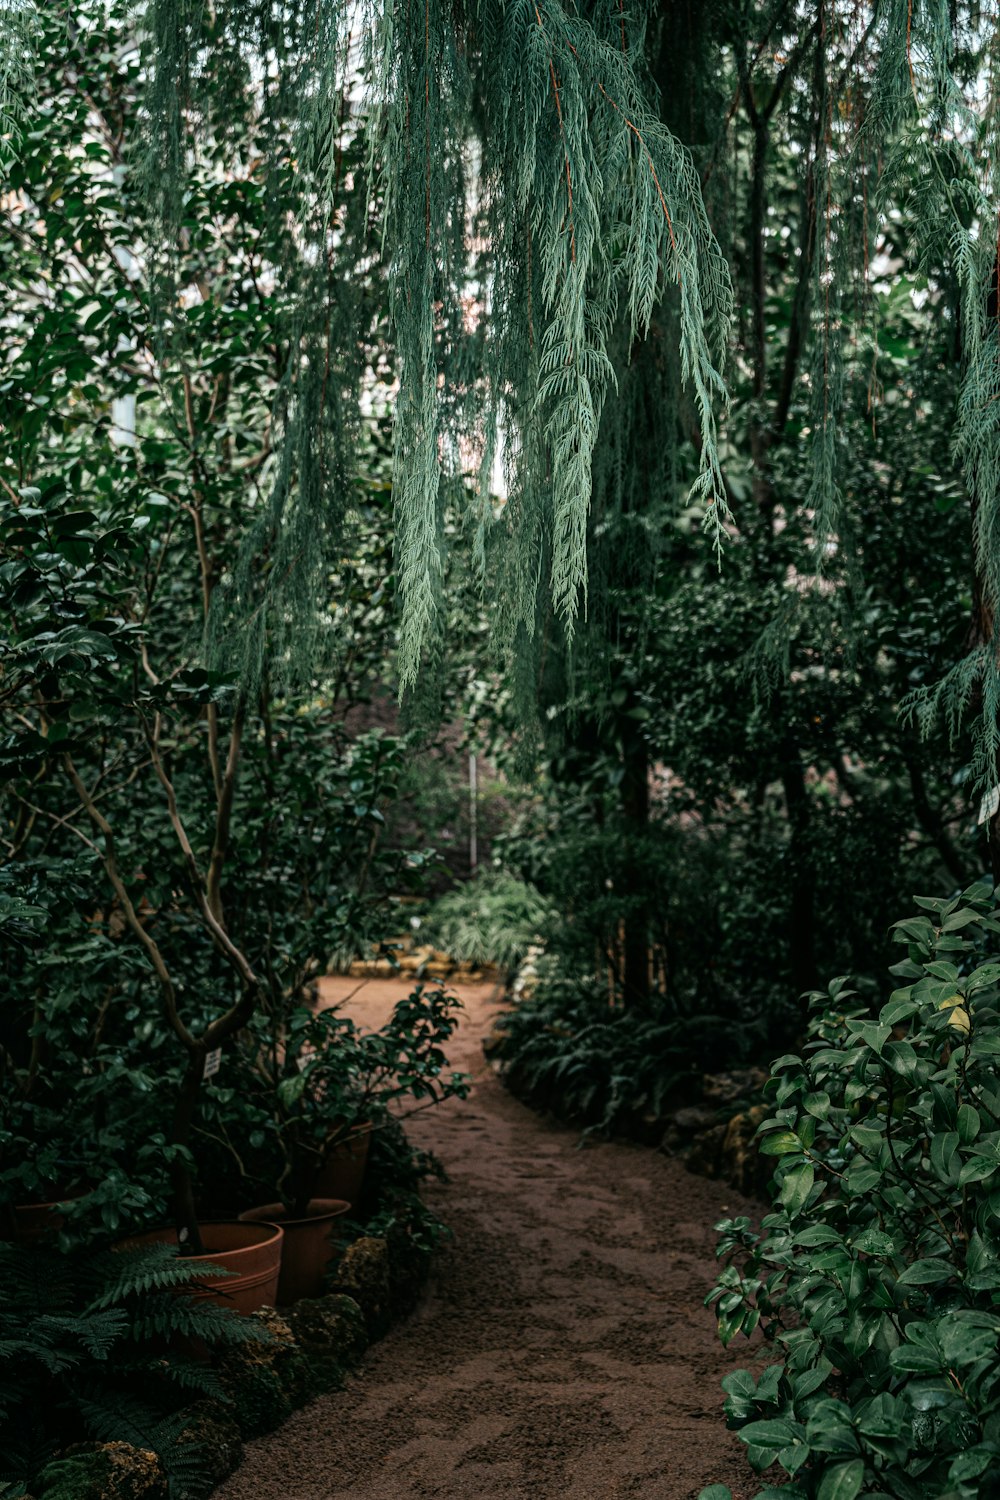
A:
0,0,732,690
3,0,1000,792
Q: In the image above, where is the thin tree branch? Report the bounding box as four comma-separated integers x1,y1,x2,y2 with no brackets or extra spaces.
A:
63,752,195,1051
206,697,246,924
138,710,262,999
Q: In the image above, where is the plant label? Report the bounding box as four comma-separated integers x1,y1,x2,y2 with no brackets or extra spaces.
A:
203,1047,222,1079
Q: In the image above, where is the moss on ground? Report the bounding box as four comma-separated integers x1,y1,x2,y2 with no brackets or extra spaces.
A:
288,1291,369,1390
328,1236,392,1339
36,1443,167,1500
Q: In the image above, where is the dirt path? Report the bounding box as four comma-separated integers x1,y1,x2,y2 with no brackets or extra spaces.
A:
215,980,761,1500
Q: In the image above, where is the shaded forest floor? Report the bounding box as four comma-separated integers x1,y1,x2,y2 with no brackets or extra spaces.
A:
214,980,762,1499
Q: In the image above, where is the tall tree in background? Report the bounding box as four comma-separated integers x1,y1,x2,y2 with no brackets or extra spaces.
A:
3,2,1000,875
520,2,1000,1006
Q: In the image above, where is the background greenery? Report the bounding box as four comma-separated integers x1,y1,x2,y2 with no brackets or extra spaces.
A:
4,2,1000,1498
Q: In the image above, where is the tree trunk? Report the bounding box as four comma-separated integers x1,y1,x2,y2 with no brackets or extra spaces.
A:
620,708,651,1008
780,737,819,999
902,751,970,889
171,1048,206,1254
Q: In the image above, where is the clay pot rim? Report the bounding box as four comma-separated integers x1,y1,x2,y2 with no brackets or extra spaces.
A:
14,1183,90,1210
12,1197,68,1217
238,1198,351,1230
116,1219,285,1256
325,1117,374,1142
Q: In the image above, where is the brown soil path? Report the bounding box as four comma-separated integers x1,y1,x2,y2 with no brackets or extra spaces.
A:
215,980,761,1500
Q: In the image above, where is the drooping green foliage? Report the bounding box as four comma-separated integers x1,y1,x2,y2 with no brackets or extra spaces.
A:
741,3,1000,811
0,0,733,691
465,0,732,635
0,2,32,144
4,1,1000,795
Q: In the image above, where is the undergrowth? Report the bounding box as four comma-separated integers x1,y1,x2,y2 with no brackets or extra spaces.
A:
0,1241,260,1498
420,871,554,975
494,961,751,1138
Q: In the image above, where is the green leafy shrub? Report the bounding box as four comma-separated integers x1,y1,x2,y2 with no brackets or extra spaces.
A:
201,985,469,1217
421,871,553,973
495,963,749,1136
355,1114,456,1290
703,881,1000,1500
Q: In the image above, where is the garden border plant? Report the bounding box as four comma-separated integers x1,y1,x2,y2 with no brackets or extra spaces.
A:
701,880,1000,1500
0,1236,263,1497
0,1143,448,1500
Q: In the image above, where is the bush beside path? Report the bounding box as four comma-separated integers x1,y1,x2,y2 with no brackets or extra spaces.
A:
215,980,759,1500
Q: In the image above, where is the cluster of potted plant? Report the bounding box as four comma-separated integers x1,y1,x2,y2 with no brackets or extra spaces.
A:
198,985,469,1308
87,982,466,1315
5,985,469,1319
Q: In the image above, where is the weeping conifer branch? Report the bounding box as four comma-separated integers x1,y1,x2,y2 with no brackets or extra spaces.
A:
1,0,734,689
0,0,34,142
470,0,731,656
735,1,1000,802
870,0,1000,796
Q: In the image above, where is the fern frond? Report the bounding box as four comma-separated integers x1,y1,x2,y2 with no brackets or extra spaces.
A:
125,1293,260,1348
75,1391,216,1499
140,1357,228,1401
87,1245,233,1313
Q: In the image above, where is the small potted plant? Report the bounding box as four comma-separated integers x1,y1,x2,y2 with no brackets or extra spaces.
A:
234,985,470,1302
311,1115,374,1212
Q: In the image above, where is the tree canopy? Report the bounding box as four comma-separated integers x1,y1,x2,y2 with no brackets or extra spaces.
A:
6,11,1000,1494
1,4,996,744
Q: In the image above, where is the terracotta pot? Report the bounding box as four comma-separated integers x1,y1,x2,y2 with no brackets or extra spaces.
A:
312,1121,373,1210
7,1198,67,1243
118,1221,284,1314
238,1197,349,1305
5,1186,88,1244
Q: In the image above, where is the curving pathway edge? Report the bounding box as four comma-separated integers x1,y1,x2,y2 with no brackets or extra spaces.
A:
214,979,762,1500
